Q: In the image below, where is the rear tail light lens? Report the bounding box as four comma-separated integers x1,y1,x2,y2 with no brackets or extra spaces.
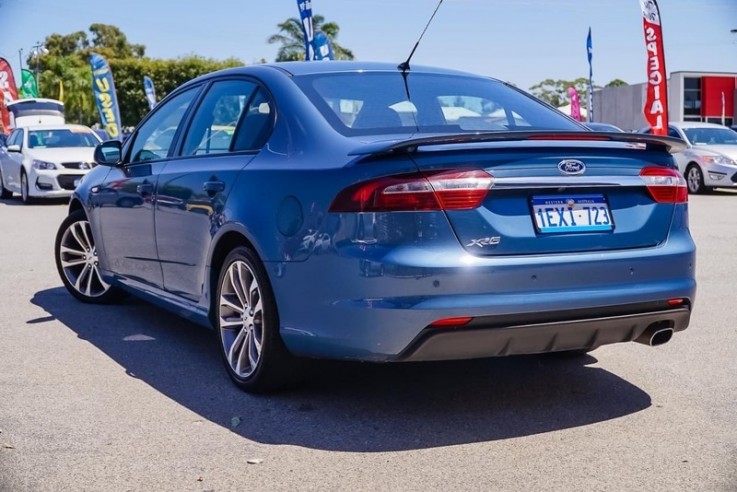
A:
430,317,473,328
329,169,493,212
639,166,688,204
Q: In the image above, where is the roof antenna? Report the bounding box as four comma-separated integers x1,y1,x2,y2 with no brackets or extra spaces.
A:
398,0,445,72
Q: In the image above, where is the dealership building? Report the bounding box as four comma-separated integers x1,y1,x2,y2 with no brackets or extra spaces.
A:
592,71,736,131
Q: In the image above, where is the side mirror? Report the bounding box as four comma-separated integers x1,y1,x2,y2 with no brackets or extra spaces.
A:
94,140,122,166
6,144,21,153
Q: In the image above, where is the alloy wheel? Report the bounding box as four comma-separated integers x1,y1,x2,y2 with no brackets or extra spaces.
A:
219,260,264,378
687,166,703,194
21,172,29,202
58,219,111,298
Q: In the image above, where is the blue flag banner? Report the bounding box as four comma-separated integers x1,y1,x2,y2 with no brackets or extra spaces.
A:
586,27,594,122
143,76,157,111
89,53,123,141
313,32,334,60
297,0,315,60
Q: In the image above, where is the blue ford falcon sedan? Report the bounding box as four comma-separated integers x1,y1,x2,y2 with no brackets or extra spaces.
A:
54,62,696,392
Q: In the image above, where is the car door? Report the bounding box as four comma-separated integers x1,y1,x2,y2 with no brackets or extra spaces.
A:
2,129,24,191
155,79,274,302
92,86,202,289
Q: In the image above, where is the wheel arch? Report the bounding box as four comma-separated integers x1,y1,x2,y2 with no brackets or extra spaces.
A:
68,198,84,215
207,226,261,326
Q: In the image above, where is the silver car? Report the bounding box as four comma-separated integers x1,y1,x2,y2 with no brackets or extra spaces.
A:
640,122,737,194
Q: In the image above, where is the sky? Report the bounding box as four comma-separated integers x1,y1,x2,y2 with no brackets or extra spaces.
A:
0,0,736,91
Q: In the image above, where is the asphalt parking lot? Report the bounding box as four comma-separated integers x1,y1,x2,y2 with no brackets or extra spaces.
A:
0,192,736,492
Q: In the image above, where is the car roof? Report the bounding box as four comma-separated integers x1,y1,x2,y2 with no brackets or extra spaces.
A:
21,124,93,131
183,61,493,87
669,121,728,129
7,98,64,107
266,61,481,77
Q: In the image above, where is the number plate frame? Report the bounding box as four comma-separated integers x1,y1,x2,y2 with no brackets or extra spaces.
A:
531,194,614,234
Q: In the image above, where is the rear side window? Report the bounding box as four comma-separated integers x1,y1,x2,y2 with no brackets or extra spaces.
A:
294,72,584,136
231,88,274,152
181,80,258,156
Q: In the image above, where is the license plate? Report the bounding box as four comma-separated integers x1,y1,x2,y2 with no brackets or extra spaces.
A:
74,178,81,187
532,194,613,233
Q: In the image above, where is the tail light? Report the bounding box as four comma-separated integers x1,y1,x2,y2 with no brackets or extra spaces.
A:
329,169,493,212
639,166,687,204
430,317,473,328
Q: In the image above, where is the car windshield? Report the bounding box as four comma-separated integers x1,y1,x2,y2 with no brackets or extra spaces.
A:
294,71,584,136
28,129,99,149
683,127,737,145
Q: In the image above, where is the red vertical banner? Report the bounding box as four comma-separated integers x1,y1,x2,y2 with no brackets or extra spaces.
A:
0,57,18,133
639,0,668,135
0,57,19,102
0,88,9,133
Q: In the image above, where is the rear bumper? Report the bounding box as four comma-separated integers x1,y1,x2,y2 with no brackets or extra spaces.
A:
399,303,691,361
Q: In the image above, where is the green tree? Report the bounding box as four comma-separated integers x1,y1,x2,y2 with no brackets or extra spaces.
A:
605,79,628,87
529,78,599,109
267,15,354,61
88,23,145,58
29,24,243,127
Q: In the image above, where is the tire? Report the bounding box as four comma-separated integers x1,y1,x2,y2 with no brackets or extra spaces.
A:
20,170,35,204
215,246,302,393
55,209,124,304
0,169,12,199
686,164,706,194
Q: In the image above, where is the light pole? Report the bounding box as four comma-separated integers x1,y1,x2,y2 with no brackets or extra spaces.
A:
30,41,47,96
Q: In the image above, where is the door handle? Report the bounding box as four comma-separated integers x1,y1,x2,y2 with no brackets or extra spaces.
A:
203,180,225,195
136,182,154,196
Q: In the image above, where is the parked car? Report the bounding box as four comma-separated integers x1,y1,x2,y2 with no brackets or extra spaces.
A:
584,122,624,133
638,122,737,193
54,62,696,392
0,124,101,203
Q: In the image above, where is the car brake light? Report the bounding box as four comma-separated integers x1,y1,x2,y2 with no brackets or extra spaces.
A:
430,317,473,327
329,169,493,212
639,166,687,204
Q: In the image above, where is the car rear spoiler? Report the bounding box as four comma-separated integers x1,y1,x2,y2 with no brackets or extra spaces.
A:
349,131,686,156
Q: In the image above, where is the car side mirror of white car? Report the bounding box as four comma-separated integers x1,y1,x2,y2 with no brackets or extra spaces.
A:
6,144,20,153
94,141,122,167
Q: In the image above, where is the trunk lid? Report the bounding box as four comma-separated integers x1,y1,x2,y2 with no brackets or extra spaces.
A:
406,141,678,256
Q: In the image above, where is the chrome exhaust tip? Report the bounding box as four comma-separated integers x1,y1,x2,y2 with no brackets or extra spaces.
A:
635,323,674,347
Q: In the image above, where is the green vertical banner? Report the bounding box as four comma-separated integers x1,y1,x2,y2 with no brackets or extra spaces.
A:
20,69,38,98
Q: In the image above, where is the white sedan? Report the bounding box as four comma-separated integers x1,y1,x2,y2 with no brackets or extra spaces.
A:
0,124,102,204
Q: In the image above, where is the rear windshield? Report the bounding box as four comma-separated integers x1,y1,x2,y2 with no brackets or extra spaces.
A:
293,71,584,136
28,129,99,149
